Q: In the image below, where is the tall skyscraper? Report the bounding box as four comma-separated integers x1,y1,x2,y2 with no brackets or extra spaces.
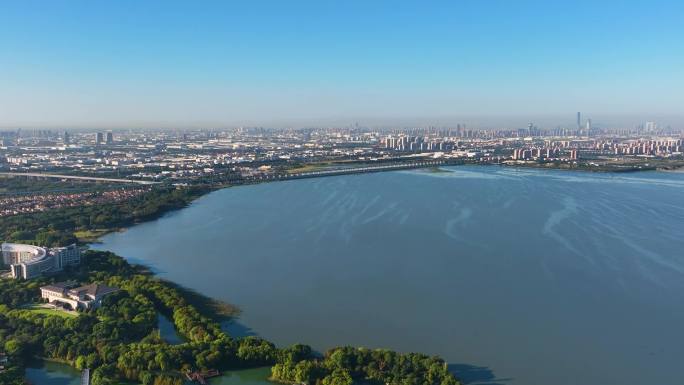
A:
96,132,104,145
106,131,114,144
576,112,581,130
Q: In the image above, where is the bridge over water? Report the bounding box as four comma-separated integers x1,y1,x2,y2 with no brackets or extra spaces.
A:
251,159,447,182
81,368,90,385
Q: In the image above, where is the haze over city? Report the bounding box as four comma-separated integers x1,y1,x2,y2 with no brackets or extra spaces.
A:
2,2,684,385
1,0,683,129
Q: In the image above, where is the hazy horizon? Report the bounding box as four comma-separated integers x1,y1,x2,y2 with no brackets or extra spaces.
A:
1,0,682,129
2,113,683,132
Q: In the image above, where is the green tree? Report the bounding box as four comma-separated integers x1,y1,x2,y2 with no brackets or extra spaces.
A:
322,369,353,385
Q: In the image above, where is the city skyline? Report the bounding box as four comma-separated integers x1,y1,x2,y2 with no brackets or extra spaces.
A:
1,113,680,132
3,2,684,385
1,0,683,128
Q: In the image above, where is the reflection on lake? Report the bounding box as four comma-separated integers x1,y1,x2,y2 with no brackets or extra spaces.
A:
158,313,185,344
208,368,271,385
25,360,271,385
25,360,81,385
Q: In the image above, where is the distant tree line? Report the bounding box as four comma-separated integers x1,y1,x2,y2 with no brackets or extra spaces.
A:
0,176,119,193
0,185,209,247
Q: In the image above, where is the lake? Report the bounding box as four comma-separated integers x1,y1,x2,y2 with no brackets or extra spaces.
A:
26,360,82,385
26,360,271,385
94,166,684,385
158,313,185,344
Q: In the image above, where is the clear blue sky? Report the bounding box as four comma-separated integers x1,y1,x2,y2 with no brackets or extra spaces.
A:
1,0,682,128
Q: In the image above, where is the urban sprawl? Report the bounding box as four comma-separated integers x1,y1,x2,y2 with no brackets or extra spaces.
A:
1,113,682,218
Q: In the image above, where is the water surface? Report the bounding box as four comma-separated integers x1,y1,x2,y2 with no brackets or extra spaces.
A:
208,368,271,385
26,360,270,385
26,361,81,385
95,166,684,385
158,313,185,344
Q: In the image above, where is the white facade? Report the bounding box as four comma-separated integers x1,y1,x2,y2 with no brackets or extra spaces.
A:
40,282,118,310
1,242,81,279
50,244,81,270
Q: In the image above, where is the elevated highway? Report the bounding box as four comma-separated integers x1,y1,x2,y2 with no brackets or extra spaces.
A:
252,159,447,182
0,172,158,185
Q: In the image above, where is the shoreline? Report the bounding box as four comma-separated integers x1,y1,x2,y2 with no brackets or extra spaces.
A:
497,160,684,173
78,160,684,330
12,162,683,385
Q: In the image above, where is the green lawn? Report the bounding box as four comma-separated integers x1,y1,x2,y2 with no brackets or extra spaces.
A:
73,229,111,242
22,304,78,318
285,162,331,174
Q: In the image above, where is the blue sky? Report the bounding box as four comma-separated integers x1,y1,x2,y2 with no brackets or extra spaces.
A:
1,0,682,128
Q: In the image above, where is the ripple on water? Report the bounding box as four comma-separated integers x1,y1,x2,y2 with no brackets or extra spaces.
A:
93,166,684,385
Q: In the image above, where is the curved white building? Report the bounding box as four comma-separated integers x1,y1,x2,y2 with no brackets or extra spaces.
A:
1,242,80,279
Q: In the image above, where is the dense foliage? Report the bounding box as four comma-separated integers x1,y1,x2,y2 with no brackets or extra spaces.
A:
0,250,462,385
271,347,460,385
0,185,208,246
0,278,44,307
0,251,294,384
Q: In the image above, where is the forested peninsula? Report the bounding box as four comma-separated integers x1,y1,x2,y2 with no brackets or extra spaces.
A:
0,186,461,385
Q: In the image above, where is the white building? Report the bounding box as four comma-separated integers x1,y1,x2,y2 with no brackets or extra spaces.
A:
51,244,81,270
40,282,118,310
1,243,81,279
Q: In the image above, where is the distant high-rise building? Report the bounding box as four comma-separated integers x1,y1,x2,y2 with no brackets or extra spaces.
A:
576,112,581,130
586,119,592,132
63,131,70,144
106,131,114,144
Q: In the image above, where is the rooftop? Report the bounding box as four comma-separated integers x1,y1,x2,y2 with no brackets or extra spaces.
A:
69,283,118,298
